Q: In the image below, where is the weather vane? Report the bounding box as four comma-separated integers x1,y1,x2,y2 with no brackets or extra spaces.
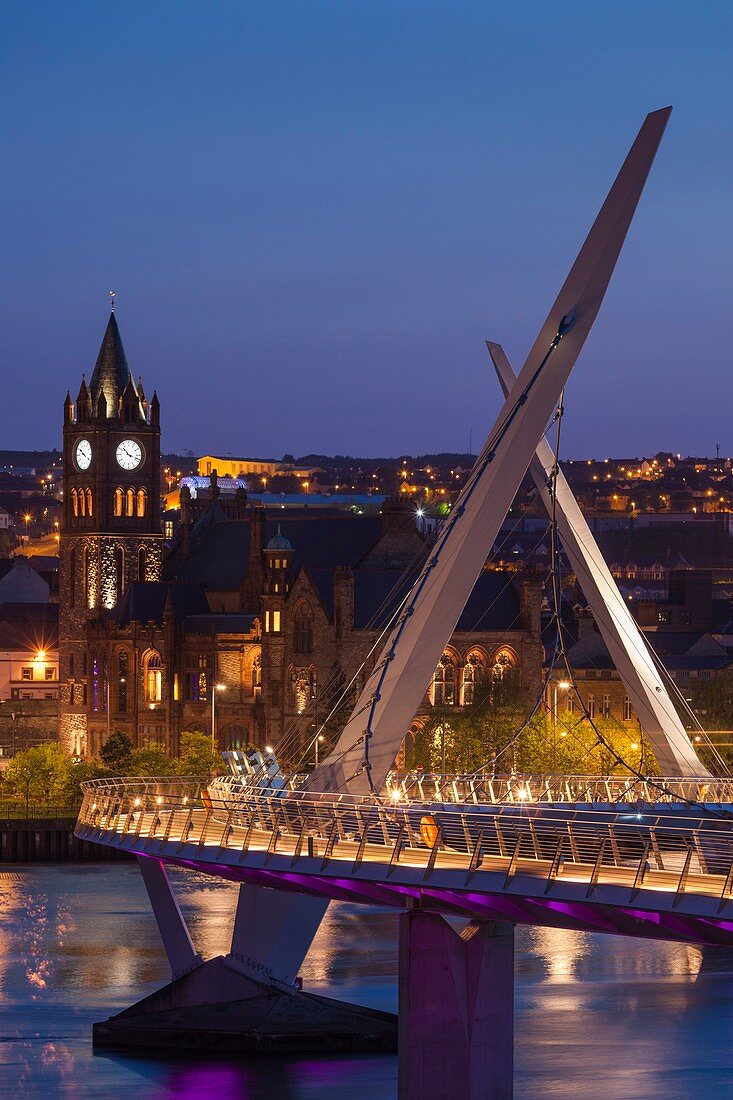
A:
109,289,116,313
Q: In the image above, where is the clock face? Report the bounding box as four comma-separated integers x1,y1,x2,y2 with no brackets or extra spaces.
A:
75,439,92,471
116,439,143,471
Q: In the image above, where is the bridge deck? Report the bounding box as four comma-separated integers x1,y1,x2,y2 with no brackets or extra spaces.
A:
75,778,733,947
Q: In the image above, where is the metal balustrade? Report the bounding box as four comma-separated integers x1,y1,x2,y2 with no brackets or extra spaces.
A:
75,777,733,917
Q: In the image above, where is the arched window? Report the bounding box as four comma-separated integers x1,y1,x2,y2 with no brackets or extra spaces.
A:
138,547,146,580
144,650,163,704
136,488,147,517
71,488,79,517
462,652,486,706
492,648,518,681
117,651,128,713
78,488,86,517
114,488,123,517
125,489,135,517
294,605,314,653
252,653,262,698
431,653,455,706
86,488,93,517
115,546,125,602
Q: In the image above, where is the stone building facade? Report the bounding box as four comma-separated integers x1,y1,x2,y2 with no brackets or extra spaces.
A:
58,313,163,755
58,315,545,761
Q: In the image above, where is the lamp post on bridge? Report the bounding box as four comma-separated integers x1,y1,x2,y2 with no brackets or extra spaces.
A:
211,683,226,751
552,680,571,773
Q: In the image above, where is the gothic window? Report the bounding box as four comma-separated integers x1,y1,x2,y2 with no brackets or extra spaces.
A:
136,488,147,518
461,652,485,706
491,648,517,682
138,548,146,580
78,488,86,517
143,650,163,704
185,659,208,702
294,605,314,653
115,546,125,602
71,488,78,517
125,489,134,517
117,651,128,713
431,653,456,706
114,488,123,517
86,488,93,517
252,654,262,698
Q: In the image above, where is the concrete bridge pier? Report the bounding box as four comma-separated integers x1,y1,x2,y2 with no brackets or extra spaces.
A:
398,910,514,1100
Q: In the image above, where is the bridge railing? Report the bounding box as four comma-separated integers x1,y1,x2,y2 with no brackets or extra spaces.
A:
76,777,733,907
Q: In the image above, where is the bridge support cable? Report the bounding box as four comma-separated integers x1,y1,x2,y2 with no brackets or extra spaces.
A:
488,341,712,780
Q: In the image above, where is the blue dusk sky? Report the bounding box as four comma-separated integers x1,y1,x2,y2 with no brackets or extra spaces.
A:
1,1,732,459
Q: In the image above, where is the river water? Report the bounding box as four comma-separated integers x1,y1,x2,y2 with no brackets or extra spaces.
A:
0,863,731,1098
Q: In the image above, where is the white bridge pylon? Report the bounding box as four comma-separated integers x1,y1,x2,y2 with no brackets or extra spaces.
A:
487,342,708,779
310,107,673,797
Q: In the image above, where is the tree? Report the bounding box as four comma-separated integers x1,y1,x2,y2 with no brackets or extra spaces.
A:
5,742,72,814
61,758,107,806
174,731,222,776
127,742,175,777
100,730,134,772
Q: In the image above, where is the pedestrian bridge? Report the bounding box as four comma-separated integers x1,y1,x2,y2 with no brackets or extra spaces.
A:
75,775,733,947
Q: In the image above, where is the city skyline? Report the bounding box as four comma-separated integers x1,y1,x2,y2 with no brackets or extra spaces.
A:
3,3,733,458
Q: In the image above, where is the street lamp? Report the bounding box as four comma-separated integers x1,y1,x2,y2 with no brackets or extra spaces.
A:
24,513,32,542
211,683,226,751
552,680,571,773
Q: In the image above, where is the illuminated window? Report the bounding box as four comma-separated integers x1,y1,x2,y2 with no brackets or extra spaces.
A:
125,489,134,517
118,652,128,713
252,654,261,698
432,654,455,706
273,610,281,633
86,488,93,517
264,611,270,632
461,653,485,706
115,546,125,601
136,488,147,517
71,488,79,516
492,648,517,681
114,488,123,516
144,650,163,704
78,488,85,517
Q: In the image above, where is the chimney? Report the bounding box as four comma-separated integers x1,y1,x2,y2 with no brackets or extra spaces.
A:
577,606,596,639
520,576,542,636
334,566,354,640
380,496,415,534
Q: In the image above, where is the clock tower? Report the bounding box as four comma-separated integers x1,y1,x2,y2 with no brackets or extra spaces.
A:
59,311,163,755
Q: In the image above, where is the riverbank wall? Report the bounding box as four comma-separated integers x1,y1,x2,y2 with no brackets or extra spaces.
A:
0,817,132,861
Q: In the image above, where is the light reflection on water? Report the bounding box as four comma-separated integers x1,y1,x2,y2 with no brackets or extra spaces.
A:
0,865,731,1098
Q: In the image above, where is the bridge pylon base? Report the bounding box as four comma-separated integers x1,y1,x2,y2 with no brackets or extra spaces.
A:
92,954,397,1054
398,910,514,1100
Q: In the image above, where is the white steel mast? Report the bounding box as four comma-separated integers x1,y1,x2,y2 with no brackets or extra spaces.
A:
309,108,672,796
487,342,709,778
